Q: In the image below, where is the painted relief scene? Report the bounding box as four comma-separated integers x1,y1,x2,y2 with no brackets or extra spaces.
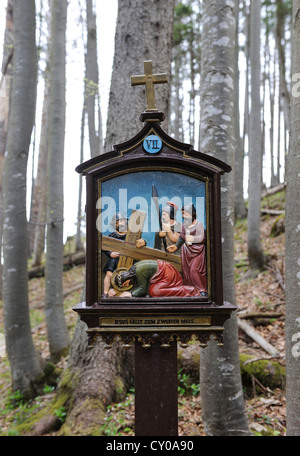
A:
98,171,209,299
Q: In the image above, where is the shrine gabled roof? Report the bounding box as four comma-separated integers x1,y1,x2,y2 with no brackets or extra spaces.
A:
75,114,231,176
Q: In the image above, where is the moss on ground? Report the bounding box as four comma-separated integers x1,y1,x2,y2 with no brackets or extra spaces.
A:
240,353,285,392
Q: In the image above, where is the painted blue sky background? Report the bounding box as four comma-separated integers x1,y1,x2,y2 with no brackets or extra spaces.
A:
99,171,206,247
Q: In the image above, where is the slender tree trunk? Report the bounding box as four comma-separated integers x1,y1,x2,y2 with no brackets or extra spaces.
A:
269,42,276,186
2,0,44,395
189,29,195,145
0,0,13,178
242,0,249,196
29,7,50,265
31,77,49,266
234,0,247,220
85,0,103,157
277,104,281,184
0,0,14,299
199,0,250,436
45,0,70,362
172,54,184,142
275,0,290,132
75,102,85,252
285,0,300,436
247,0,265,270
261,30,267,188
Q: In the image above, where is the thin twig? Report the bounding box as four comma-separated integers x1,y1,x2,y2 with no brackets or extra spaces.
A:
243,354,285,366
262,290,285,302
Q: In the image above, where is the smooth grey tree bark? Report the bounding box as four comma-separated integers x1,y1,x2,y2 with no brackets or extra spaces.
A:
170,54,184,142
275,0,290,133
234,0,247,220
0,0,14,299
75,102,85,252
31,78,49,267
30,7,51,267
85,0,103,157
2,0,44,395
285,0,300,436
247,0,265,270
44,0,70,362
199,0,250,436
105,0,175,150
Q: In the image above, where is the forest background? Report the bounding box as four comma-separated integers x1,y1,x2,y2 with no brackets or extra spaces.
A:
0,0,118,241
0,0,299,438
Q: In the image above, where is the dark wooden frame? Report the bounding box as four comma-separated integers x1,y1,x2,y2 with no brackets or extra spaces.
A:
74,112,236,348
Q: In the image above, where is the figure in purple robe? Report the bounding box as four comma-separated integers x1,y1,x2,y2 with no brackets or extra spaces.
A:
167,203,207,296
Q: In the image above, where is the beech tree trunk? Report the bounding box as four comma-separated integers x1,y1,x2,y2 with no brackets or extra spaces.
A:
75,102,85,252
285,0,300,436
31,77,49,267
2,0,44,395
30,8,51,267
44,0,70,362
247,0,265,270
85,0,103,157
0,0,14,299
171,55,184,142
105,0,175,150
199,0,250,436
275,0,290,133
234,0,247,220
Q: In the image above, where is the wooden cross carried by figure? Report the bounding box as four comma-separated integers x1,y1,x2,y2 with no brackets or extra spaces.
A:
102,209,181,273
102,235,182,272
116,210,146,270
131,60,168,111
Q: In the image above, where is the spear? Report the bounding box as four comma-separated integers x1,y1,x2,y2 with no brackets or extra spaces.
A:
152,184,167,251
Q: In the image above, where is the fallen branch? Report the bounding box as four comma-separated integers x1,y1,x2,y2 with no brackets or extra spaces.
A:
28,250,85,278
252,398,282,409
260,209,285,216
237,317,280,356
251,375,271,395
234,257,248,265
274,263,285,292
263,290,285,302
266,265,285,292
238,311,284,320
242,354,285,366
63,283,84,298
261,183,286,198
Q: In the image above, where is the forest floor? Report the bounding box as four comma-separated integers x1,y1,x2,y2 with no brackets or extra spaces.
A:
0,189,286,437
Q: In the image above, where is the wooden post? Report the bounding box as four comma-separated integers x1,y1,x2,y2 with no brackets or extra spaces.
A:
135,340,178,436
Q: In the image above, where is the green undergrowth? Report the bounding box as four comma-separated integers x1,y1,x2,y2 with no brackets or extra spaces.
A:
178,369,200,396
100,391,135,436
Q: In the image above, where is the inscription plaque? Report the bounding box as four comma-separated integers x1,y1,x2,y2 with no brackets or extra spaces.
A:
99,316,212,327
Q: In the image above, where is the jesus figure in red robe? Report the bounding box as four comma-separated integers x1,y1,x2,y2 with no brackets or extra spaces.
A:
167,203,207,296
111,259,200,297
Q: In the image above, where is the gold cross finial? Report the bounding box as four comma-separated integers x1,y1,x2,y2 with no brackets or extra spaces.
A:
131,60,168,111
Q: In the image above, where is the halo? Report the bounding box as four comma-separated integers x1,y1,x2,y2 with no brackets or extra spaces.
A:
111,267,134,292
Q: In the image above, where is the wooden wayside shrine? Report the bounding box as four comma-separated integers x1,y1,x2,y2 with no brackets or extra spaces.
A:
73,60,236,436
